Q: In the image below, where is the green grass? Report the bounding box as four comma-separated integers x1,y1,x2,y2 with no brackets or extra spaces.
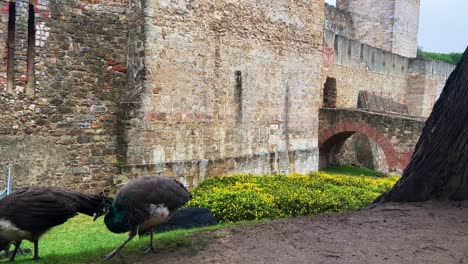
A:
322,165,385,177
6,216,225,264
3,166,395,263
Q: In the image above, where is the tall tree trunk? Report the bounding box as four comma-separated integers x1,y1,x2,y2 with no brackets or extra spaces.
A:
376,47,468,202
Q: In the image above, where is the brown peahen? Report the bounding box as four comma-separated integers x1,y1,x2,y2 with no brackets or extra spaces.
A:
0,186,109,261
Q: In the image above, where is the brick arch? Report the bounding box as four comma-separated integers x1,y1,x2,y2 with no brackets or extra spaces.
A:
319,121,403,171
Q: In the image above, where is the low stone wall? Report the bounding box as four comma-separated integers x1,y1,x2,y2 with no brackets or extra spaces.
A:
357,91,409,114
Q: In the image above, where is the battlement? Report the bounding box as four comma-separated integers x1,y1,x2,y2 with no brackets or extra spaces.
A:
324,30,410,77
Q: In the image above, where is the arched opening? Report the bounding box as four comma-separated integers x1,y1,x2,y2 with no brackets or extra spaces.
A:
334,133,389,173
323,77,337,108
319,131,353,170
320,132,389,174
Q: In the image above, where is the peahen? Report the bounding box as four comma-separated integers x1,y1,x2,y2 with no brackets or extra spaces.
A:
0,186,109,261
99,176,191,261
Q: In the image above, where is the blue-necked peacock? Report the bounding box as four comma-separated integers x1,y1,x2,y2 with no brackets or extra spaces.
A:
100,176,191,261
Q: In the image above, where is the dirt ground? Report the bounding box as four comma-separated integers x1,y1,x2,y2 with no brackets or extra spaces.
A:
133,201,468,264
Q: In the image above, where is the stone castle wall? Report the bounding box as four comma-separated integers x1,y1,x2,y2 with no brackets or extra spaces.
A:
323,30,409,108
324,5,455,117
332,0,420,58
0,0,128,191
328,2,394,55
323,2,452,174
0,0,456,190
123,0,325,187
392,0,420,58
407,59,455,117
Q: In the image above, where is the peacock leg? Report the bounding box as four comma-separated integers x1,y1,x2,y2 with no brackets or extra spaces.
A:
143,226,157,254
103,228,137,261
9,241,21,262
4,244,10,258
17,247,31,256
33,240,40,261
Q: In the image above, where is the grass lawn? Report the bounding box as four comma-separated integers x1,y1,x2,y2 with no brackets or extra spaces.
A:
322,165,386,177
9,216,222,263
3,166,396,263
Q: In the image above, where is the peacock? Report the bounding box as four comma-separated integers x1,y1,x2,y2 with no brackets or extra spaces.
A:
99,176,191,261
0,186,109,261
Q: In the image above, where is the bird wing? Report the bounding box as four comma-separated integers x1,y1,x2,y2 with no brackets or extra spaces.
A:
0,187,79,233
112,176,191,228
152,178,191,210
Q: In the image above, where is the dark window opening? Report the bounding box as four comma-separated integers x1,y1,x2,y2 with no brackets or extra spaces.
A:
333,35,339,55
323,77,337,108
26,3,35,94
6,1,16,92
360,44,364,61
234,70,243,123
347,42,352,57
382,51,386,67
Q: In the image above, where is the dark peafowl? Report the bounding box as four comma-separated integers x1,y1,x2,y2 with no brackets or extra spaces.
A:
0,186,109,261
0,239,31,259
153,207,218,233
99,176,191,261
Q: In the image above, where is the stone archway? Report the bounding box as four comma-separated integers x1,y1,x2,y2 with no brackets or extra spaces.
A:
319,122,404,172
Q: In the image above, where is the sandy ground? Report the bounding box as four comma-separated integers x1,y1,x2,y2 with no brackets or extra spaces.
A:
129,201,468,264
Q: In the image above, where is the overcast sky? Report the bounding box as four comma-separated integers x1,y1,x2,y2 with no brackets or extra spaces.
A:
325,0,468,53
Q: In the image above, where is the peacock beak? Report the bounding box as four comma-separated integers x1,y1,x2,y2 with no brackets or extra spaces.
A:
93,206,110,221
93,214,101,221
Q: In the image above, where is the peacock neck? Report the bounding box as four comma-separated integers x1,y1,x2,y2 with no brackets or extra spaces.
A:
104,205,129,234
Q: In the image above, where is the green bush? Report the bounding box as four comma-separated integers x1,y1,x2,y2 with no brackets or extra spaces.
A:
187,172,398,223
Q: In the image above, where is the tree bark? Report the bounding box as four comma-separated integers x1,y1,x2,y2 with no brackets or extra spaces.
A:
375,47,468,202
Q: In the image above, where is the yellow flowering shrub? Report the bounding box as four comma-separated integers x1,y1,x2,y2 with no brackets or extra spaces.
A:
186,172,399,223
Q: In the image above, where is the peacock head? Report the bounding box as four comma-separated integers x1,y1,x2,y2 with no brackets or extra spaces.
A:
102,206,130,234
93,197,113,221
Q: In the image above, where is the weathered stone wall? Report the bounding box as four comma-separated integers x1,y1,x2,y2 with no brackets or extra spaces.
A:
324,3,354,38
333,0,420,58
326,3,391,54
124,0,325,187
0,0,454,190
322,3,452,173
407,59,455,117
0,2,9,90
0,0,128,191
392,0,420,58
323,28,454,118
323,31,409,109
